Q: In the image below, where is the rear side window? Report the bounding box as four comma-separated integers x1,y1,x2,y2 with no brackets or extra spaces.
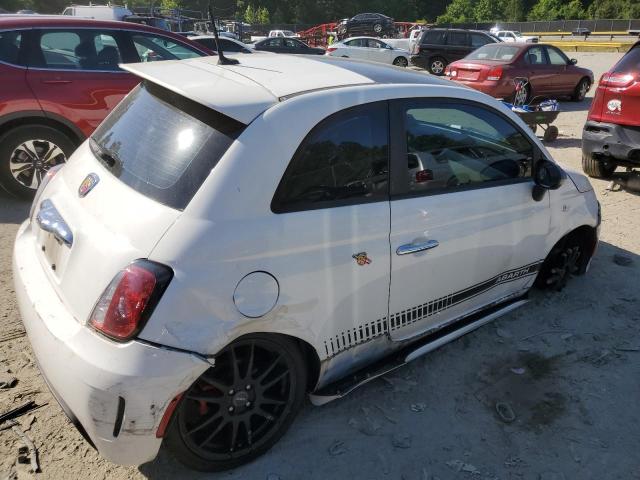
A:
91,83,245,210
421,30,444,45
272,102,389,213
613,45,640,74
0,31,22,65
346,38,367,47
34,30,122,71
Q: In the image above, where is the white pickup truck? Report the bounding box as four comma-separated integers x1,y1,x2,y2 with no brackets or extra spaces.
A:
250,29,299,43
495,30,538,43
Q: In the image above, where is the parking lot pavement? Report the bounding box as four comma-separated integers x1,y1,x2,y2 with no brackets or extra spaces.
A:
2,52,640,480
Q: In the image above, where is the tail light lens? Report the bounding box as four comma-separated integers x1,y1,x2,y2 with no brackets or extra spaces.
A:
600,72,635,88
487,66,503,81
90,260,173,341
415,170,433,183
326,46,337,53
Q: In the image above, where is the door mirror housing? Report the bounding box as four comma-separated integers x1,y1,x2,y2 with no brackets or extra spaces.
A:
534,159,564,190
570,58,578,65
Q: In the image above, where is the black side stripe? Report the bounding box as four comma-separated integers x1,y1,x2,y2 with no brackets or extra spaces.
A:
323,261,542,359
390,260,542,331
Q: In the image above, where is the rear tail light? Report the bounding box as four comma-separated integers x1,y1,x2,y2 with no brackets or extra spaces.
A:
415,170,433,183
600,72,635,88
89,260,173,341
487,66,503,81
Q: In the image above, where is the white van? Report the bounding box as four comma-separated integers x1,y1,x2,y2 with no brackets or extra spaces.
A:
61,4,133,21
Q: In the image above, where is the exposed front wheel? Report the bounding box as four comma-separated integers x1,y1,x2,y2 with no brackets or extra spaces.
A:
165,335,307,471
572,78,590,101
0,125,75,199
428,57,447,75
373,23,383,33
393,56,408,67
582,153,616,179
536,231,593,291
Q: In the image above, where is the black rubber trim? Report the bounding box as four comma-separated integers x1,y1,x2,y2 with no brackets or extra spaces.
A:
113,396,126,437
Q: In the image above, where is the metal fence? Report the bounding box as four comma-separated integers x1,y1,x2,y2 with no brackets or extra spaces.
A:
439,19,640,33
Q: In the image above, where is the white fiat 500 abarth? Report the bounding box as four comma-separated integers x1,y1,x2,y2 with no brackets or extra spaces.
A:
13,54,600,471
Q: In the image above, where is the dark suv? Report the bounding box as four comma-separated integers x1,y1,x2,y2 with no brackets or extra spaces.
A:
411,28,499,75
582,41,640,178
338,13,395,39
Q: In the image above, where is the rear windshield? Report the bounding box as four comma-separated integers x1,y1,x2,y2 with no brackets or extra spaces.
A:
467,44,520,61
613,45,640,74
91,82,244,210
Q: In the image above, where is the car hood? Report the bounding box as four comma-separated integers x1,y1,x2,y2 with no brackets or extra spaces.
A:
564,166,594,193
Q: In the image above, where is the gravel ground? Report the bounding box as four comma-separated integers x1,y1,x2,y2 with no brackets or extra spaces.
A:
2,52,640,480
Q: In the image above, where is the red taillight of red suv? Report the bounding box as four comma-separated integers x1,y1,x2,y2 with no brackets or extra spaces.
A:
90,260,173,341
600,72,636,88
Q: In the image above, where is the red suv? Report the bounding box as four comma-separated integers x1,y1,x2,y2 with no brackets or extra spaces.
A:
582,41,640,178
0,16,211,197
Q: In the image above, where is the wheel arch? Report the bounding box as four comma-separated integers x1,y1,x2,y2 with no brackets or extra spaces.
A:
546,224,598,275
215,332,321,393
0,111,85,146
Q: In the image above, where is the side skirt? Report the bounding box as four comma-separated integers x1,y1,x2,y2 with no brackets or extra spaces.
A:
308,295,528,406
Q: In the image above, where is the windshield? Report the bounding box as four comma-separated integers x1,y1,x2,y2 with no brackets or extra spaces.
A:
283,30,295,36
467,44,520,61
513,31,522,37
90,83,245,210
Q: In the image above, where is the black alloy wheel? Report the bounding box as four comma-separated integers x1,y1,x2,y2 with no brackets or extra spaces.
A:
166,335,307,471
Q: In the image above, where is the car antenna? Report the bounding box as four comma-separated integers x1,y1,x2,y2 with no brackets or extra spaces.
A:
208,1,239,65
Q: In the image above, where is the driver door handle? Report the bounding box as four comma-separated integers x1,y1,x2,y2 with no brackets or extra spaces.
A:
396,239,439,255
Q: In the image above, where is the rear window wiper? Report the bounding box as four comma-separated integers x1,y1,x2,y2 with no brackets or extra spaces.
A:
89,138,120,170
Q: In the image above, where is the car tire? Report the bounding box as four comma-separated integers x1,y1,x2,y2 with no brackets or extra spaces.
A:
543,125,559,143
428,57,447,76
373,23,383,34
535,230,592,291
581,153,616,178
572,77,590,101
393,56,408,67
0,125,75,199
165,334,308,472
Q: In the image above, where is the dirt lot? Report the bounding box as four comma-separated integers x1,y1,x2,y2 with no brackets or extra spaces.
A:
2,52,639,480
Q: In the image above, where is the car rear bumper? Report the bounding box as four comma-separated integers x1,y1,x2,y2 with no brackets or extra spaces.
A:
450,79,514,99
12,221,209,466
582,121,640,164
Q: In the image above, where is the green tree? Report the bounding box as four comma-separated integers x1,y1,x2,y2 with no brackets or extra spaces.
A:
503,0,525,21
562,0,586,19
527,0,563,20
474,0,504,21
436,0,476,24
257,6,270,24
244,4,256,23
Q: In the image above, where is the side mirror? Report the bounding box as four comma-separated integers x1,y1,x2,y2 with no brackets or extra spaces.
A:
570,58,578,65
534,159,564,190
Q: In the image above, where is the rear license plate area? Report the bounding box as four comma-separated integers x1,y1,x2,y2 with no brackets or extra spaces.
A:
38,230,64,274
